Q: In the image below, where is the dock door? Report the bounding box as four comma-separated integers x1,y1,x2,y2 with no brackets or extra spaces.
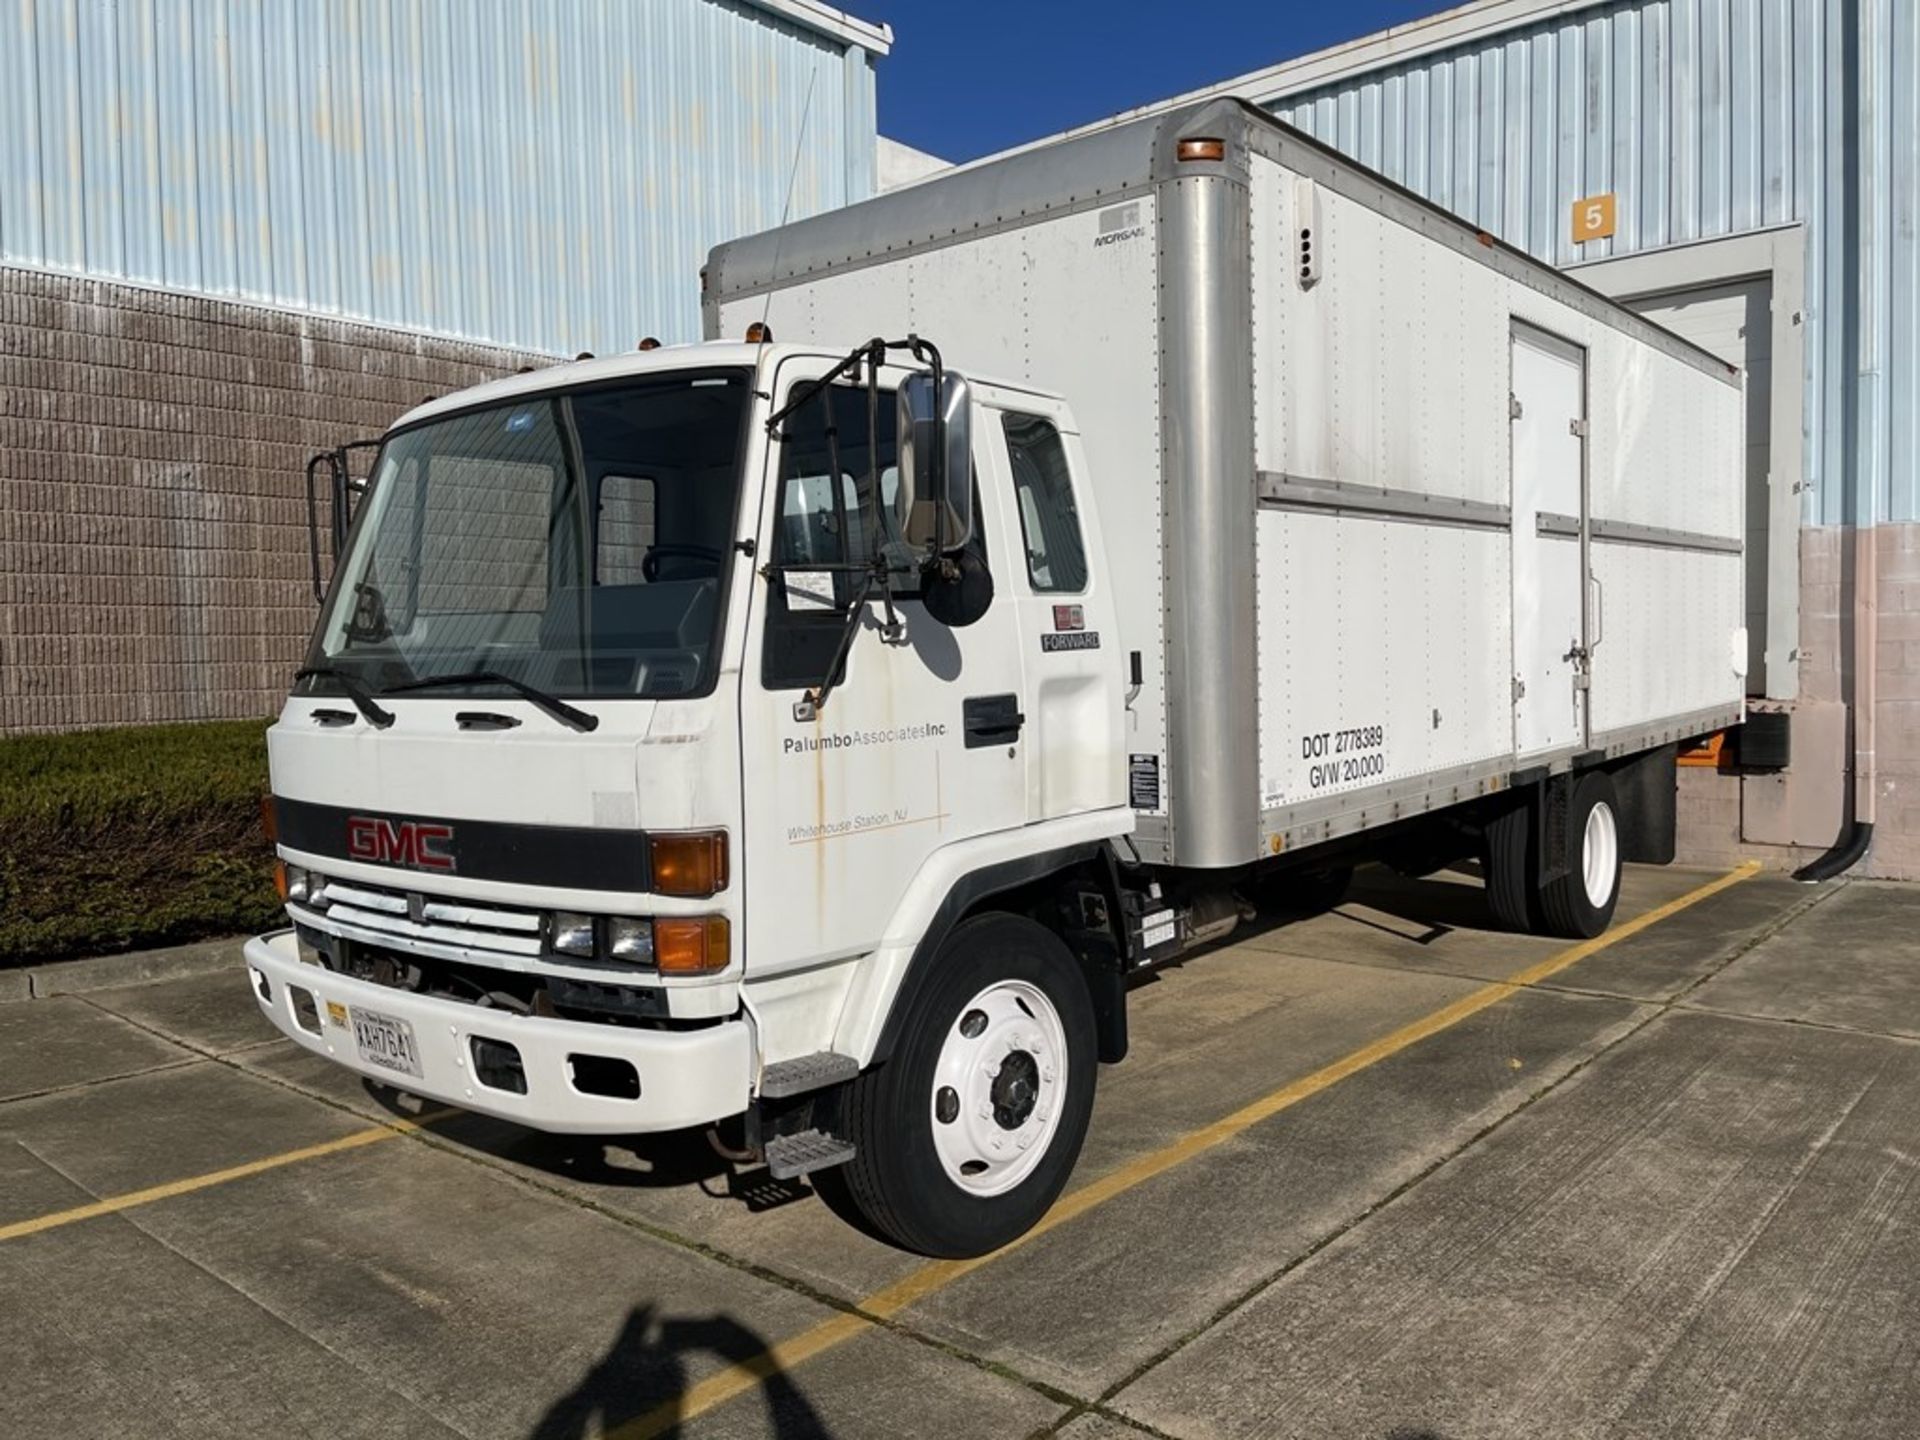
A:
1509,323,1591,758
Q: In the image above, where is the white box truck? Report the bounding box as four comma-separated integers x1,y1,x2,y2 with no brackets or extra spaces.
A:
247,100,1745,1256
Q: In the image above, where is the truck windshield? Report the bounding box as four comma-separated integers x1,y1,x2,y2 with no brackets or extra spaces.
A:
303,370,750,702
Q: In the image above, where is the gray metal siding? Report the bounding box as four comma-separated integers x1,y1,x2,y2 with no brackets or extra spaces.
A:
1260,0,1914,526
0,0,878,356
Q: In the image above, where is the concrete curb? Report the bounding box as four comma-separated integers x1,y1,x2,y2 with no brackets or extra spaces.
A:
4,935,246,1002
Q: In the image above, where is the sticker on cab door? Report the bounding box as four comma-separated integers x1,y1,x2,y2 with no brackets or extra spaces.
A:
1129,754,1162,810
1042,607,1098,652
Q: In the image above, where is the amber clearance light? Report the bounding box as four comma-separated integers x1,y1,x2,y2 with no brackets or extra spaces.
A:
1177,137,1226,162
654,916,730,976
650,830,729,897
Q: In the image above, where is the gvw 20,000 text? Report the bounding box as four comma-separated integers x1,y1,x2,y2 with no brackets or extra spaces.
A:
1300,724,1386,789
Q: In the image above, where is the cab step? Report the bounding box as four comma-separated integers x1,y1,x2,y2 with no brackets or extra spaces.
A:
759,1051,859,1099
764,1128,856,1181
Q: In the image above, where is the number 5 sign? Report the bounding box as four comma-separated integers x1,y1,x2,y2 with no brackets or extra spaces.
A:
1571,192,1617,244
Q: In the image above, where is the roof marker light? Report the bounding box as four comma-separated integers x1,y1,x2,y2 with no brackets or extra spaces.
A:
1177,137,1226,162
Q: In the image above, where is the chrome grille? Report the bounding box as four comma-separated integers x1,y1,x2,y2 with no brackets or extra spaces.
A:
308,878,543,959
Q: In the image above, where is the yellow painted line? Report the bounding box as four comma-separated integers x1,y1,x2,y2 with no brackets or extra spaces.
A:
0,1108,455,1244
611,860,1764,1440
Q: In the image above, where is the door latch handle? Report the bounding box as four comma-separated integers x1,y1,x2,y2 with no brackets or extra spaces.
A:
963,693,1025,749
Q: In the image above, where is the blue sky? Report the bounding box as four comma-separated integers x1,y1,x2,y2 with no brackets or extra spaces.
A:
853,1,1451,163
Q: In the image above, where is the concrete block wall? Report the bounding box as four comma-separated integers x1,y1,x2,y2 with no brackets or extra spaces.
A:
1674,524,1920,880
0,266,545,733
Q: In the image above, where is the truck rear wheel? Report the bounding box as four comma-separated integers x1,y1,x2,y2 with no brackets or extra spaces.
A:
1482,772,1623,940
1538,772,1622,939
827,913,1097,1258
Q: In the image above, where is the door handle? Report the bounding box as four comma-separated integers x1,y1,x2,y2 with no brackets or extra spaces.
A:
1589,571,1604,649
963,693,1025,749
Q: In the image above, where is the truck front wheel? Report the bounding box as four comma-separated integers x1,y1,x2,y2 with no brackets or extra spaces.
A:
826,913,1098,1257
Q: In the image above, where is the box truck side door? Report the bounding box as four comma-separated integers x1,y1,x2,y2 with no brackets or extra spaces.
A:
738,364,1027,994
1510,324,1592,758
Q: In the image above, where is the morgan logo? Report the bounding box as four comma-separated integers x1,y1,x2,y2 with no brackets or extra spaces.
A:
346,816,456,873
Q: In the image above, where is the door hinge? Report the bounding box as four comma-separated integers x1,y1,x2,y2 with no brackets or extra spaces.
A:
1569,417,1589,438
1509,394,1523,420
1512,675,1526,702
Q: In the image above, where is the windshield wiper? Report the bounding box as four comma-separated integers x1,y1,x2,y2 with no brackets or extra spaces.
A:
382,671,600,732
294,667,396,728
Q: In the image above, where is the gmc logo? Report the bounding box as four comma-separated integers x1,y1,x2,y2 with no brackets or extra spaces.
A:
346,816,456,873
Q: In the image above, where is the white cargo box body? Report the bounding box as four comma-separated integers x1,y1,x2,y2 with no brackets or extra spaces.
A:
708,100,1745,870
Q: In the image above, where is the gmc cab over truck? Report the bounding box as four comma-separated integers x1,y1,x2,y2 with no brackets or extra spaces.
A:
247,101,1745,1257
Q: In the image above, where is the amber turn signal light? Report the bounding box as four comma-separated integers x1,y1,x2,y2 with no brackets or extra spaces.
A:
274,860,290,900
1176,137,1225,162
651,830,729,897
654,916,730,976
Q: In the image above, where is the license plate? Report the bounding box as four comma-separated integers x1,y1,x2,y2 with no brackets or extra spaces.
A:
351,1007,424,1079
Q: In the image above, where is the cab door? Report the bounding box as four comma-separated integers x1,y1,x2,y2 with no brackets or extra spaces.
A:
978,395,1125,823
738,360,1027,989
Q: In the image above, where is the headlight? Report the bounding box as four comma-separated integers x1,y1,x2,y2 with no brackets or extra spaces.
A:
550,911,596,957
607,916,654,964
285,865,311,904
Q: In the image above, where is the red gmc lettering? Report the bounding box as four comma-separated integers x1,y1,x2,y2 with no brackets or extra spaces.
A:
346,816,456,872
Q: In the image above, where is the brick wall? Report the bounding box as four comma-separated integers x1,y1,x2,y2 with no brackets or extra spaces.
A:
1674,523,1920,881
0,266,546,733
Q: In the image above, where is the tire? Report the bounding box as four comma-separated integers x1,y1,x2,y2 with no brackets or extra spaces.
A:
1247,864,1353,917
1481,797,1538,933
1537,772,1623,939
829,913,1098,1258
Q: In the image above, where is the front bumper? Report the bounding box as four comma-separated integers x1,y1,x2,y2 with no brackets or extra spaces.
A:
244,930,752,1134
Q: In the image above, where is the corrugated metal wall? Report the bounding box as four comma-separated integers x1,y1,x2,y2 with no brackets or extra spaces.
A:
0,0,878,355
1265,0,1917,526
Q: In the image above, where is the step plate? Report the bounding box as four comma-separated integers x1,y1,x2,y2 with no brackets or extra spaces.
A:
759,1051,860,1100
764,1128,856,1181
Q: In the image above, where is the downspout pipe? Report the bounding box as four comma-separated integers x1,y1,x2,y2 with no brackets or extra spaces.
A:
1795,0,1876,884
1796,526,1878,882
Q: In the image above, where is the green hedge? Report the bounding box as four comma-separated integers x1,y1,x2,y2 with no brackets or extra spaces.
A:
0,719,279,965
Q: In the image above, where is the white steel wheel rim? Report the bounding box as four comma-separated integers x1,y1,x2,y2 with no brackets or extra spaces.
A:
1583,800,1620,908
929,979,1069,1198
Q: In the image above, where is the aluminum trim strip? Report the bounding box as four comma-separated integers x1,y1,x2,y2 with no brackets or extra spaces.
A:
1260,756,1519,849
1588,706,1743,759
1255,705,1742,856
1537,511,1741,554
704,181,1158,316
1156,162,1261,867
1260,472,1514,531
1592,519,1743,556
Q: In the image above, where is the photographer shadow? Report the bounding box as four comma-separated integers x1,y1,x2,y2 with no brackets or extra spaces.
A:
531,1304,833,1439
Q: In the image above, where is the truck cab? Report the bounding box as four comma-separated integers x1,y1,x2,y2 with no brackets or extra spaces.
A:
249,339,1133,1257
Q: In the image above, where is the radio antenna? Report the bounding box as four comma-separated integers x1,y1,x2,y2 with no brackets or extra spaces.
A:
758,68,818,350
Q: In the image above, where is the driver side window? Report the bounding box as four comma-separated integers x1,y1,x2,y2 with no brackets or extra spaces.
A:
762,382,899,690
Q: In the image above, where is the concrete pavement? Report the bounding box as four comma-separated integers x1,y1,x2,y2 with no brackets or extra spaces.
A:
3,864,1913,1438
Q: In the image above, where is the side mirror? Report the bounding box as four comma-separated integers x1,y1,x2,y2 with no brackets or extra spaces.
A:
302,439,384,605
895,371,973,554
